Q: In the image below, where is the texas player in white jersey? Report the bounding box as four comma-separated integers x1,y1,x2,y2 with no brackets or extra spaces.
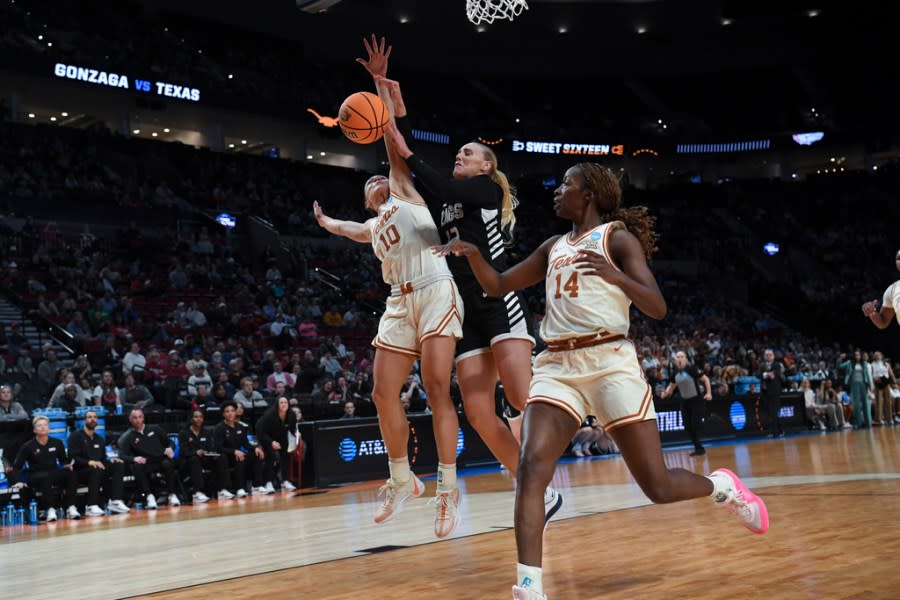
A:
314,61,463,538
862,249,900,328
436,162,768,600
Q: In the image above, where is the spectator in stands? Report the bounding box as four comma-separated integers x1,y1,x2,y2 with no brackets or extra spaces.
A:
838,350,873,428
122,341,147,378
117,408,180,509
296,349,320,393
0,384,28,420
67,311,92,341
311,378,340,418
256,396,298,491
177,409,228,503
571,415,615,457
213,400,269,497
340,400,358,419
92,370,122,413
51,382,85,412
184,347,207,373
67,408,130,516
869,351,895,426
799,378,831,430
11,415,81,521
118,373,155,410
14,343,34,380
265,360,296,393
187,361,213,396
99,335,122,373
192,382,216,410
71,353,94,384
759,349,785,437
351,370,373,404
818,379,851,429
185,302,207,329
212,378,234,403
320,351,342,378
233,376,268,411
8,323,26,356
36,347,63,398
169,262,189,289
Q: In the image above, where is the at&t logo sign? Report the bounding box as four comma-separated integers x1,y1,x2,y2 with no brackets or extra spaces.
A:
338,437,388,462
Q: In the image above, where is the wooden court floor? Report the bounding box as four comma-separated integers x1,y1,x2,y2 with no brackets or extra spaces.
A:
4,427,900,600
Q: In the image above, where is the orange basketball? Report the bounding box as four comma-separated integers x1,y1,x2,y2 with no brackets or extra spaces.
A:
339,91,389,144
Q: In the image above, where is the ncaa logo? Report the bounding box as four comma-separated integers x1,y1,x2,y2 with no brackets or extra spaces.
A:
729,402,746,431
338,438,358,462
456,428,465,458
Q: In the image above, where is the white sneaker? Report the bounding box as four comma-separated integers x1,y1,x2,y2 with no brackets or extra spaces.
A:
107,499,130,514
264,481,276,494
66,505,82,520
373,474,425,524
85,505,105,517
429,487,461,538
282,480,297,492
710,468,769,534
543,487,564,531
146,494,158,510
235,488,248,498
218,489,235,500
193,492,210,504
46,507,58,522
512,584,548,600
168,493,181,507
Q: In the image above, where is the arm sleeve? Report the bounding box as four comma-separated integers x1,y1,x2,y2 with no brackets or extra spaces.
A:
395,114,414,142
404,154,501,211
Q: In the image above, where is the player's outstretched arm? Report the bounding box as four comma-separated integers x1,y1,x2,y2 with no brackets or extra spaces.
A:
863,299,894,329
313,201,372,244
433,237,552,296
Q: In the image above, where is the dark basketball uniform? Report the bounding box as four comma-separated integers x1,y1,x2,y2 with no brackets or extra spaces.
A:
399,116,534,361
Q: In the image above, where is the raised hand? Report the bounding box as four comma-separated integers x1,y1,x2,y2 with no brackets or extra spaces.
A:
312,201,327,225
432,238,478,258
573,250,621,283
862,299,878,317
357,33,392,78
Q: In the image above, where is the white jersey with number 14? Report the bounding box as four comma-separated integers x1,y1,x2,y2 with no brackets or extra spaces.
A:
540,221,631,343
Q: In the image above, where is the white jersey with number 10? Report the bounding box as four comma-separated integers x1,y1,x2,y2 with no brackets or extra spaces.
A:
369,195,451,287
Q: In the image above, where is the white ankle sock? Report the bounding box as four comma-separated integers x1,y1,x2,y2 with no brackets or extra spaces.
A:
707,473,728,501
517,563,543,592
437,462,456,492
389,457,410,483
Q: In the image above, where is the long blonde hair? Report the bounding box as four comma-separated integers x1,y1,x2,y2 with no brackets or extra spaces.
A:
475,143,518,242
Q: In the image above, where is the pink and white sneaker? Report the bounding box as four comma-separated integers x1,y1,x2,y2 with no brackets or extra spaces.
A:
710,467,769,534
373,473,425,524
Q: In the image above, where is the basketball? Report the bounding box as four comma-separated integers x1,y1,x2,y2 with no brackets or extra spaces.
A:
339,91,389,144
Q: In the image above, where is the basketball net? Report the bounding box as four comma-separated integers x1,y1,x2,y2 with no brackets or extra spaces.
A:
466,0,529,25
